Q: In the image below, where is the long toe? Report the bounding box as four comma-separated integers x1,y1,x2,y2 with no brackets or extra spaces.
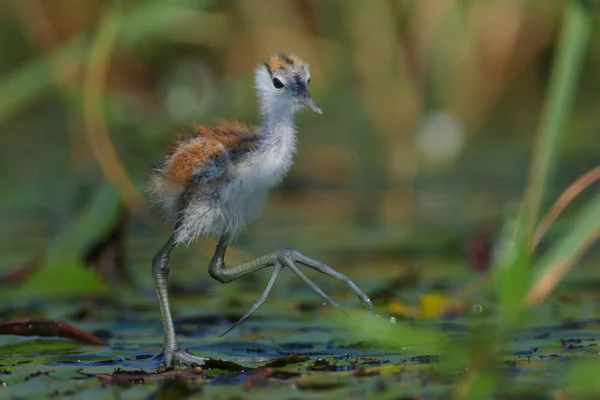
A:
151,345,166,360
158,346,206,368
171,350,207,367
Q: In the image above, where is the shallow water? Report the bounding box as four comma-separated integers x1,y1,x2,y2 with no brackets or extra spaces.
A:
1,243,599,399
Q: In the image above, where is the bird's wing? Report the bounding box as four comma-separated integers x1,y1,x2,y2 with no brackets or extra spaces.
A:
192,153,229,185
195,121,259,156
160,122,259,189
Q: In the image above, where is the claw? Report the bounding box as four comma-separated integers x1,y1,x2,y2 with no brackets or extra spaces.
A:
152,342,206,367
221,263,284,336
151,345,165,359
162,349,206,367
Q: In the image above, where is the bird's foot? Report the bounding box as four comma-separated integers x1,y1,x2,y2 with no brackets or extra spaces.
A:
152,344,206,368
220,248,378,336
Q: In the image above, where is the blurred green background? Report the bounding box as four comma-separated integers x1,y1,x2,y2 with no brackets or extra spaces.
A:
1,0,598,256
0,0,599,301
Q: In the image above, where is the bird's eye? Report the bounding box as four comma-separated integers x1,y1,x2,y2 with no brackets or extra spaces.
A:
307,78,311,85
272,78,284,89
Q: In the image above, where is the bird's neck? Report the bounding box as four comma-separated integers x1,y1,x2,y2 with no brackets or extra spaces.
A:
259,107,297,150
250,107,298,182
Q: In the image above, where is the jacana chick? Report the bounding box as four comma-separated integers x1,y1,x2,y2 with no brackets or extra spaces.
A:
148,53,375,367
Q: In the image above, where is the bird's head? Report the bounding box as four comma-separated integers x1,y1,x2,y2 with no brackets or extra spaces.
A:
255,53,322,118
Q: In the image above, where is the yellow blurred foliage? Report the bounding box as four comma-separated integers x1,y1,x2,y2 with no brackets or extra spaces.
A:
388,293,466,318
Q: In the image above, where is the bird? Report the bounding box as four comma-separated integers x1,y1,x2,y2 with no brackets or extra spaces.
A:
147,53,376,367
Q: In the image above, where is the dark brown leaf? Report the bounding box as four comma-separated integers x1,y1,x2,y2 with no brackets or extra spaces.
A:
0,318,107,346
90,367,204,387
203,358,245,372
263,354,309,368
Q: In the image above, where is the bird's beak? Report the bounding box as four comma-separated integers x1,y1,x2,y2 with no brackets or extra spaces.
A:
296,86,323,114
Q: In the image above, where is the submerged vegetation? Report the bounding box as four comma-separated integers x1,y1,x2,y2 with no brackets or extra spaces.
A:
1,0,600,398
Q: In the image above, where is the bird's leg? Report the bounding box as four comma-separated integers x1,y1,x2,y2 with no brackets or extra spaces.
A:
209,234,376,334
152,234,206,367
